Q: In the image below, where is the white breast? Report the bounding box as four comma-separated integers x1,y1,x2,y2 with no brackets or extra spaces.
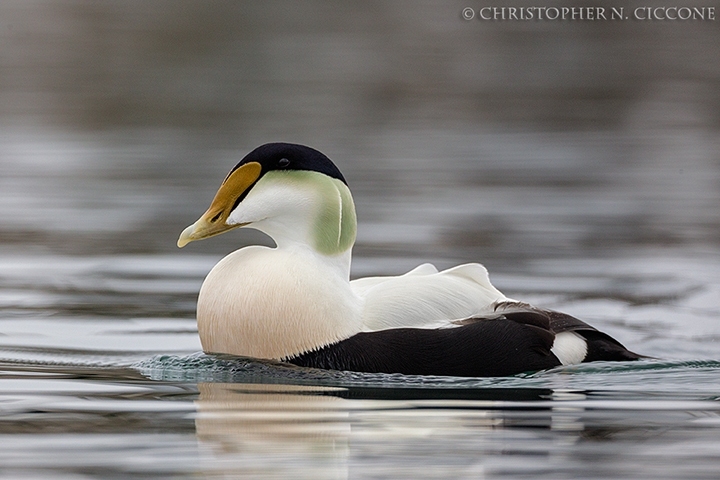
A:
197,246,363,360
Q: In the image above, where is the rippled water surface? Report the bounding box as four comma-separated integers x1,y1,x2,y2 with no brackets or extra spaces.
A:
2,2,720,479
2,157,720,478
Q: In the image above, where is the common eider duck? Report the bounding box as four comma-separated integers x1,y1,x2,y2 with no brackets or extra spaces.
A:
178,143,641,377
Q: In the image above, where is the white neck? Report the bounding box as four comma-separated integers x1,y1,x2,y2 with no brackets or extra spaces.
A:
270,237,353,281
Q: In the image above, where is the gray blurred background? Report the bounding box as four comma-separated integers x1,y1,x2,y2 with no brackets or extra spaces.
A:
0,0,718,273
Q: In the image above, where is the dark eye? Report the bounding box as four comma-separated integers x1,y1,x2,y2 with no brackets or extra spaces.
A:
278,158,290,168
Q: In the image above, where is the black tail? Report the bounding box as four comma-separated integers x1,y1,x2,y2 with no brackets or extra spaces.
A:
495,302,644,362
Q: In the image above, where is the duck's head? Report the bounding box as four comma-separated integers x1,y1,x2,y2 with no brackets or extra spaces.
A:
178,143,357,255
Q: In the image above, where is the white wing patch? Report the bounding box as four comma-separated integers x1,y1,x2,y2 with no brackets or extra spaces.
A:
350,263,438,296
352,263,510,331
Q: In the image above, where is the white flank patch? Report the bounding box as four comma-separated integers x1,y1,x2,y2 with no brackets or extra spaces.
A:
551,331,588,365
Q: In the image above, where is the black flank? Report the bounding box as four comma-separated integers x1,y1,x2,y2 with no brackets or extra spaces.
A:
288,317,562,377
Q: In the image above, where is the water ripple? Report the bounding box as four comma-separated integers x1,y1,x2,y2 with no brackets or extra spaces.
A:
135,353,720,399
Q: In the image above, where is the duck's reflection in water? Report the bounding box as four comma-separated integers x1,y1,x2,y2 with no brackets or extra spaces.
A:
194,383,570,478
198,381,703,480
195,382,352,479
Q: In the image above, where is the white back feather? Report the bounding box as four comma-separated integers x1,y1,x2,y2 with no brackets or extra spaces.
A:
354,262,510,331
